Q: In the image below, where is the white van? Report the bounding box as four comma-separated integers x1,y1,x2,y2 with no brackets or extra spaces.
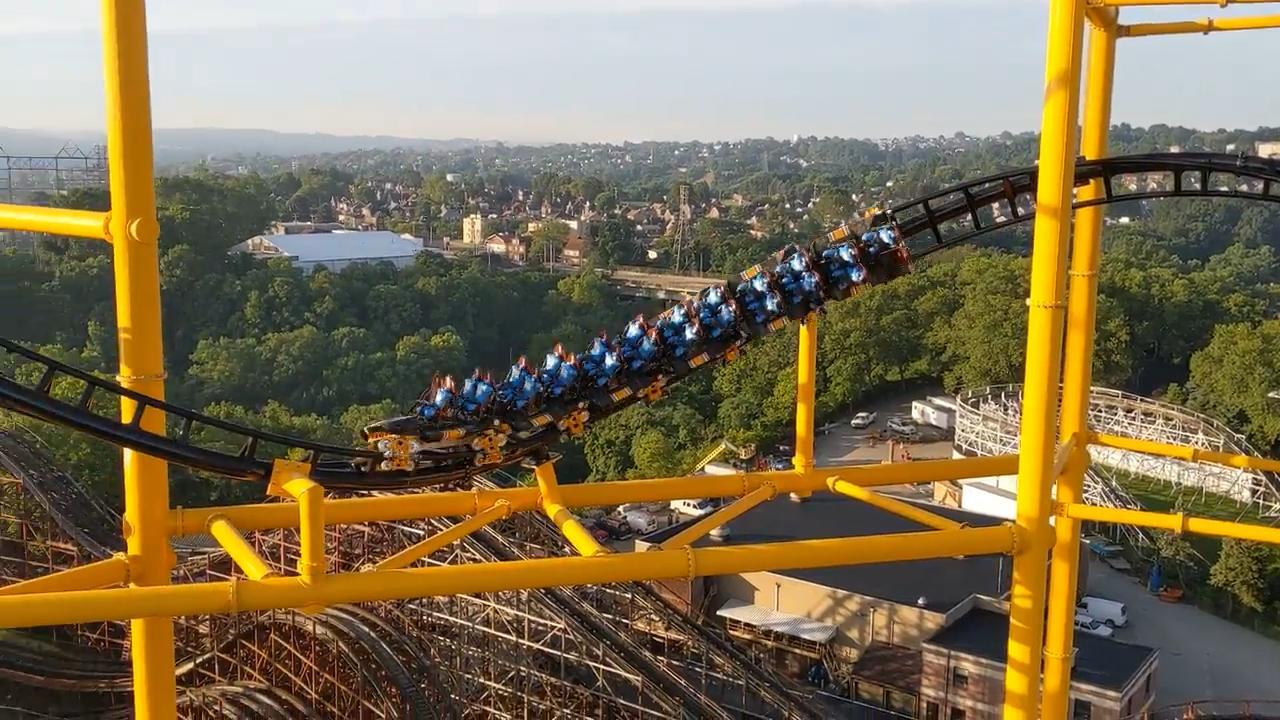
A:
670,498,717,517
1077,595,1128,628
1073,613,1114,637
624,511,661,536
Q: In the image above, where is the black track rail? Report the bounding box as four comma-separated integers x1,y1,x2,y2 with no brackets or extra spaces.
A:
1,153,1276,490
882,152,1280,254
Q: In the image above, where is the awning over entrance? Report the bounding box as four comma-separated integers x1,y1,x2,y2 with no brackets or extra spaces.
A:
715,598,837,643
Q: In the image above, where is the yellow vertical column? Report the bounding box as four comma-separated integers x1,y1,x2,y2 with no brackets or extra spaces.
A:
1042,13,1117,720
1001,0,1087,716
101,1,177,717
792,314,818,493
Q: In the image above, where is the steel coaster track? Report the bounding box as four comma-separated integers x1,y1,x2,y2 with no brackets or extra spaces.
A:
0,153,1276,491
885,151,1280,255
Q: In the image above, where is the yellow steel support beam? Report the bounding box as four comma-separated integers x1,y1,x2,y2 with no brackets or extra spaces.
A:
0,555,129,597
206,516,276,581
0,204,110,241
792,313,818,499
0,524,1016,629
1091,432,1280,472
536,461,608,556
283,477,327,582
1120,13,1280,35
1093,0,1277,6
1043,16,1117,720
657,484,777,550
1003,0,1086,715
373,501,512,571
827,477,963,531
100,0,176,715
1060,503,1280,545
168,455,1022,537
1086,6,1120,29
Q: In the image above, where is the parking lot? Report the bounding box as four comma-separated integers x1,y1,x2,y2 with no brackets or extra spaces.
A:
810,388,956,499
1085,557,1280,705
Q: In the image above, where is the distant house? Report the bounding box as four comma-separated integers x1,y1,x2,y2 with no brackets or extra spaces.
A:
270,221,345,235
562,232,589,266
229,230,423,273
705,204,732,220
462,213,486,245
484,232,528,264
1257,140,1280,159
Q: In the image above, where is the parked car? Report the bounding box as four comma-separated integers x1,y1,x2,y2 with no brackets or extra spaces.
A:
597,516,633,540
886,416,918,437
767,456,792,471
1077,595,1128,628
671,498,717,517
850,411,878,429
1082,534,1125,559
1073,613,1115,637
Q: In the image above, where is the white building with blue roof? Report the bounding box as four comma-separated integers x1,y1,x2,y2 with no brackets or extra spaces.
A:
230,230,424,274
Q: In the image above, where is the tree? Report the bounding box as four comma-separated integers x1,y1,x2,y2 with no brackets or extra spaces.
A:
812,190,855,226
1210,539,1277,613
571,176,605,204
528,220,570,266
1186,321,1280,454
590,219,637,267
594,191,619,214
421,173,461,207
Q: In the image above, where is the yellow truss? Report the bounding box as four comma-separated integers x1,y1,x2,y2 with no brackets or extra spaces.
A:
0,2,1277,718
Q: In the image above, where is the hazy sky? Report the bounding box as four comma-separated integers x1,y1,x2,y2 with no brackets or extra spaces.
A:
1,0,1276,143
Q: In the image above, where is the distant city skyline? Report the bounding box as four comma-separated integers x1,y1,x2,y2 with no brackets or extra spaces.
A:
1,0,1276,144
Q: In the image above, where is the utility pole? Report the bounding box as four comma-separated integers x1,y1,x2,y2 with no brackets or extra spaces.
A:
672,182,692,274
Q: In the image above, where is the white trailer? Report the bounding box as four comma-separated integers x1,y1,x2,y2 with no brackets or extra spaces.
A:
911,399,955,431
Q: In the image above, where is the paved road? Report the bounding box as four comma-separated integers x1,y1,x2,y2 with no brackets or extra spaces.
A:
1085,557,1280,705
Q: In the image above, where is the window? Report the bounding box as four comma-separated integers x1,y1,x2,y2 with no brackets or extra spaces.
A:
949,708,966,720
1145,674,1152,696
925,702,940,720
1073,699,1093,720
1124,698,1133,716
951,667,969,689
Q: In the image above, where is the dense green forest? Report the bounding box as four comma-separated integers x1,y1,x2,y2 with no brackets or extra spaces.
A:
3,182,1279,494
4,127,1280,621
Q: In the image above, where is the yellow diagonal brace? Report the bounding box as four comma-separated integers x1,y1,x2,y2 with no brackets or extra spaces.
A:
207,516,276,580
0,554,129,597
658,484,777,550
827,477,963,531
1089,432,1280,473
1052,433,1079,479
374,501,511,571
535,461,608,556
1058,503,1280,546
0,203,110,241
